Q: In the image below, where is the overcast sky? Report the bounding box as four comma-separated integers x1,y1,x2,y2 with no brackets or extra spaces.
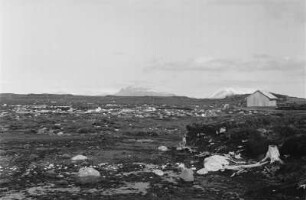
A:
1,0,305,98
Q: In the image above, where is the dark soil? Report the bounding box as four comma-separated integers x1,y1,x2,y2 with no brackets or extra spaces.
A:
0,95,306,199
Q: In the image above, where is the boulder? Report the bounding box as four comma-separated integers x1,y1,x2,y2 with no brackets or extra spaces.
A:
152,169,164,176
197,168,208,175
71,155,88,162
179,168,194,182
203,155,229,172
37,127,48,134
219,127,226,134
76,167,101,184
78,167,100,177
57,132,64,136
158,146,168,152
61,154,71,159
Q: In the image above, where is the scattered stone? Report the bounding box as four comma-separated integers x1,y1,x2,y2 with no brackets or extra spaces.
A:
193,185,204,190
48,129,55,135
234,153,242,159
36,147,48,151
195,151,211,157
76,167,101,184
95,107,102,112
179,168,194,182
152,169,164,176
56,174,64,178
37,127,48,134
57,132,64,136
78,167,101,177
71,155,88,162
222,104,230,110
177,163,186,169
202,155,230,173
61,154,71,159
197,168,208,175
158,146,168,152
219,127,226,134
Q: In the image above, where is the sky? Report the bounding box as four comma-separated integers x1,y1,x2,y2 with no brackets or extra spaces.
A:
0,0,305,98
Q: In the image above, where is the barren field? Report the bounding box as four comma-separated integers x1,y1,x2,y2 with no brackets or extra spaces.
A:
1,94,306,199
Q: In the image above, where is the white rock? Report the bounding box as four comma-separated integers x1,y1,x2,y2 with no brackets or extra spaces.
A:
197,168,209,175
71,155,88,161
195,155,231,175
179,168,194,182
158,146,168,152
223,104,230,110
177,163,186,169
219,127,226,133
203,155,229,172
37,127,48,134
78,167,101,177
234,153,242,159
152,169,164,176
57,132,64,136
95,107,102,112
77,167,101,184
176,146,183,151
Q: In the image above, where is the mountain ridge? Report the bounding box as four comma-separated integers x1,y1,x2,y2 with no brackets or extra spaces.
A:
114,86,176,97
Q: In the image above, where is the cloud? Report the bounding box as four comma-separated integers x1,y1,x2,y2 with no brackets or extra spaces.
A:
207,0,306,23
262,0,306,23
146,57,235,72
113,51,127,56
146,55,305,73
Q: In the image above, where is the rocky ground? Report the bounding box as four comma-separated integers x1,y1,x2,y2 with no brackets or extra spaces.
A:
0,95,306,199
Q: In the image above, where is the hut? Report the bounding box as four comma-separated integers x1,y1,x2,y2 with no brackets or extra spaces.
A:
246,90,277,107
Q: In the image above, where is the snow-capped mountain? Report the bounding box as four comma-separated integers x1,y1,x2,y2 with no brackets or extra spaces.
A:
208,88,256,99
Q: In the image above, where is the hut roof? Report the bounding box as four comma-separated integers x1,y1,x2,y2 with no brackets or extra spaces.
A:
255,90,278,100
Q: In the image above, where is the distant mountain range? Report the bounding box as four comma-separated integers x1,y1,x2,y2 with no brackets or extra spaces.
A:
114,86,175,97
2,87,303,100
208,88,257,99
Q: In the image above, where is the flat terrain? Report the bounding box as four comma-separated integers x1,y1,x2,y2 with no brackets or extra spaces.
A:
0,94,306,199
